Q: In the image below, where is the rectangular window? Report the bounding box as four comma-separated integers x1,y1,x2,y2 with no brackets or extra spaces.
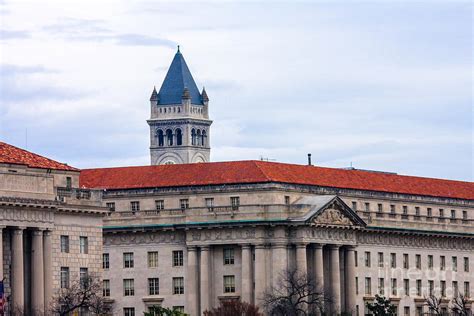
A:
404,279,409,296
365,202,370,212
173,277,184,294
123,279,135,296
428,280,434,296
441,280,446,297
79,236,88,254
464,257,469,272
355,277,359,295
284,196,290,205
365,252,371,267
60,267,69,289
103,253,109,269
416,254,421,269
463,210,468,220
403,254,409,269
60,235,69,253
173,250,184,267
378,203,383,213
148,278,160,295
453,256,458,271
148,251,159,268
224,275,236,293
378,252,384,268
403,205,408,214
106,202,115,211
453,281,459,297
123,252,134,268
205,198,214,209
230,196,240,210
103,279,110,297
180,199,189,210
404,307,410,316
223,248,235,265
427,208,432,217
465,282,470,298
173,307,185,313
451,209,456,219
390,204,396,214
130,201,140,212
66,176,72,188
415,206,420,215
124,308,135,316
365,277,372,295
428,255,433,270
416,279,422,296
440,256,446,270
390,253,396,268
416,307,422,316
378,278,385,295
352,201,357,211
439,208,444,217
155,200,164,210
391,278,397,296
355,251,358,267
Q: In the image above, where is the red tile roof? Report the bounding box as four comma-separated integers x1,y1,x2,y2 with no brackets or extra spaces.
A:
80,160,474,200
0,141,78,172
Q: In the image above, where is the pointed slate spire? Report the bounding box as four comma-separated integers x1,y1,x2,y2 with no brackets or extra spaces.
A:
158,47,202,105
201,87,209,102
150,86,158,101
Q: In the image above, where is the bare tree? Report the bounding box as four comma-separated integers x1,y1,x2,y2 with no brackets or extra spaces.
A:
425,295,443,315
262,268,331,316
50,275,111,316
451,294,470,316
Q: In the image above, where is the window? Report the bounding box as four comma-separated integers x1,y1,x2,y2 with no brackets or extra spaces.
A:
390,204,396,214
441,280,446,297
223,248,235,265
416,280,422,296
465,282,470,297
463,210,468,220
231,197,240,210
415,254,421,269
440,256,446,270
378,278,385,295
123,252,134,268
124,308,135,316
106,202,115,211
103,279,110,297
439,208,444,217
452,256,458,271
148,278,159,295
173,277,184,294
80,268,88,288
365,202,370,212
365,252,371,267
158,129,164,146
453,281,459,297
403,254,409,269
155,200,164,210
79,236,88,254
427,208,432,217
390,253,396,268
166,129,173,146
355,251,358,267
378,203,383,213
130,201,140,212
176,128,183,146
391,278,397,296
451,209,456,219
173,307,185,313
378,252,384,267
464,257,469,272
60,267,69,288
415,206,420,216
103,253,109,269
173,250,184,266
224,275,236,293
403,279,409,296
205,198,214,209
65,176,72,189
285,196,290,205
148,251,159,268
404,307,410,316
180,199,189,210
60,235,69,253
428,255,433,270
365,277,372,295
356,277,359,294
403,205,408,214
123,279,135,296
428,280,434,296
416,307,422,316
352,201,357,211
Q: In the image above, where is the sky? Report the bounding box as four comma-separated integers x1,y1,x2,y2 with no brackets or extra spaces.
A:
0,0,472,181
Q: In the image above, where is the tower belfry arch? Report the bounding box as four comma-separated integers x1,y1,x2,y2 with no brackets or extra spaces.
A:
147,48,212,165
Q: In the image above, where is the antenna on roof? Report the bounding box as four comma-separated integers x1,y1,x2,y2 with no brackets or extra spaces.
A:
177,45,180,53
260,156,276,162
307,153,312,166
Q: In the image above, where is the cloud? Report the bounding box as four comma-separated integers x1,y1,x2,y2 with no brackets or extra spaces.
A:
0,29,30,40
114,34,175,47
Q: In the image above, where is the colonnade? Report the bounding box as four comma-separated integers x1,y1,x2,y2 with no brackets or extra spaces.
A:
185,242,357,315
0,226,53,315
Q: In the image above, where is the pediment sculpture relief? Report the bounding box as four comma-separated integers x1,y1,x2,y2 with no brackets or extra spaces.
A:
313,208,354,226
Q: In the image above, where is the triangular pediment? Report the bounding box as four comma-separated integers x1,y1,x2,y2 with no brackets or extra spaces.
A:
289,195,366,227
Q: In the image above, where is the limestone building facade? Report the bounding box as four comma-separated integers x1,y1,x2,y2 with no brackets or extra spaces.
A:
0,142,107,315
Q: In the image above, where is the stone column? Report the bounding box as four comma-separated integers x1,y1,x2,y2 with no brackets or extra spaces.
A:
272,243,288,289
200,246,210,314
12,228,24,312
345,246,357,314
186,246,199,316
254,244,266,307
296,243,308,278
241,244,253,304
313,244,325,315
31,229,45,314
43,230,53,312
329,245,341,314
0,226,4,281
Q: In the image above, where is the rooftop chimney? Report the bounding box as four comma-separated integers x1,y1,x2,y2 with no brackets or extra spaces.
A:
307,153,312,166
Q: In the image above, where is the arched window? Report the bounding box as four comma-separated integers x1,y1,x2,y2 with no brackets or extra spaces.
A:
191,129,196,145
201,130,207,147
157,130,164,147
176,128,182,146
166,129,173,146
196,130,202,146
